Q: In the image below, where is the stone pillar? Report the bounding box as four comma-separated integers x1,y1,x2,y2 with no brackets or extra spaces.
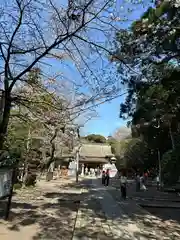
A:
81,163,84,176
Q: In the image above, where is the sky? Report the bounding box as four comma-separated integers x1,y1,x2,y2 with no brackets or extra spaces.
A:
46,0,152,137
82,95,127,136
1,0,152,137
80,1,152,137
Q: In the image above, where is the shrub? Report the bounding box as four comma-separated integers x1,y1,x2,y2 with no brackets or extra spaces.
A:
162,149,180,185
24,173,37,186
13,182,22,190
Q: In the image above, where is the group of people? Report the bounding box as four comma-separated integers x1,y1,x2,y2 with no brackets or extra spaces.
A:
101,169,127,199
135,173,147,192
85,167,101,177
100,169,161,200
135,171,160,191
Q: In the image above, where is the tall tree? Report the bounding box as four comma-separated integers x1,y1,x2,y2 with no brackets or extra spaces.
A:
0,0,126,152
111,1,180,179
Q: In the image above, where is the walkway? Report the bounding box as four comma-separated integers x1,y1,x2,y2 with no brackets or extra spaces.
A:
73,178,180,240
1,177,180,239
110,178,180,208
0,178,81,240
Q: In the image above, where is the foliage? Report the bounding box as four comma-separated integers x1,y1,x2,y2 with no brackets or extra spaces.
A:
107,136,117,146
112,1,180,180
123,138,148,170
85,134,106,143
2,70,76,185
162,149,180,185
113,1,180,77
13,182,22,190
0,0,131,152
112,127,131,140
109,137,148,171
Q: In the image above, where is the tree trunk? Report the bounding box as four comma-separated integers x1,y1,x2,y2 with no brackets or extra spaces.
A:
45,128,58,180
5,168,16,220
169,121,175,150
23,128,31,183
0,91,11,150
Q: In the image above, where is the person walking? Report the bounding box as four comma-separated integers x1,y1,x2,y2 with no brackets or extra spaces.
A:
95,168,98,177
156,175,160,190
120,173,127,199
144,172,148,185
140,175,147,191
85,167,88,176
102,170,106,185
105,169,110,186
136,174,140,192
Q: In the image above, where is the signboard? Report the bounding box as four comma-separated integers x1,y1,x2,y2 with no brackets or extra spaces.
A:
0,169,13,198
68,160,76,176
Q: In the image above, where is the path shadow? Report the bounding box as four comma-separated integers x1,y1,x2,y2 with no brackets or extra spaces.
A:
0,177,180,239
68,177,180,239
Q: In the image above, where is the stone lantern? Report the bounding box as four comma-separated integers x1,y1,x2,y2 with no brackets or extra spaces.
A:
110,156,116,164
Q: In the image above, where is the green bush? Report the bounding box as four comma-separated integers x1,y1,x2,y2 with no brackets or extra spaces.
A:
24,173,37,186
13,182,22,190
162,149,180,185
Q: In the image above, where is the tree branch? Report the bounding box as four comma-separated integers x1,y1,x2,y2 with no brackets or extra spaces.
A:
73,34,141,76
9,0,111,91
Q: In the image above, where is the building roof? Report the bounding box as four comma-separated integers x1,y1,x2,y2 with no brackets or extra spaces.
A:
79,143,114,158
79,157,108,163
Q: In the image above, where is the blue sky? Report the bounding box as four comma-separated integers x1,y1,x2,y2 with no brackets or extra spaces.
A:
36,1,153,137
82,95,127,136
0,0,153,137
30,0,152,137
80,2,152,136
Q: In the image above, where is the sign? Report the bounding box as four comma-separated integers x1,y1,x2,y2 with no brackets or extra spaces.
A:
0,169,13,198
68,160,76,176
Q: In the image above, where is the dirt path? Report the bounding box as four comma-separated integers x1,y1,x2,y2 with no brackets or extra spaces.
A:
0,178,82,240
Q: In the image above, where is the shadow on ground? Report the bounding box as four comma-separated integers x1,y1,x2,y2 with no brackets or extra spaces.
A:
0,177,180,239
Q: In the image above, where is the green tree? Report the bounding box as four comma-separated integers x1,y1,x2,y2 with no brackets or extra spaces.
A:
85,134,106,143
109,138,147,171
111,2,180,178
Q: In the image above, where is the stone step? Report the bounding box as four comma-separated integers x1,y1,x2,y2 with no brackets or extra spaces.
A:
139,202,180,209
131,197,180,202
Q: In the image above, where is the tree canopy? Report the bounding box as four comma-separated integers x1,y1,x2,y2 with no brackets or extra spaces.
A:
85,134,107,143
112,1,180,183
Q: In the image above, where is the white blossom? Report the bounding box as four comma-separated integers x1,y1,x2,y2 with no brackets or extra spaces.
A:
142,18,148,23
173,0,180,8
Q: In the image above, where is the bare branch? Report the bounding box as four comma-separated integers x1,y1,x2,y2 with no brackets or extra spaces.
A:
74,34,141,76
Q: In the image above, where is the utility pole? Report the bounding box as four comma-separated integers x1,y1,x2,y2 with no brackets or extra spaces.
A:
75,125,82,183
76,148,79,183
168,120,175,150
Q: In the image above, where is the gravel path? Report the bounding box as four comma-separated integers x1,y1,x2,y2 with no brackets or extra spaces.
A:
0,178,81,240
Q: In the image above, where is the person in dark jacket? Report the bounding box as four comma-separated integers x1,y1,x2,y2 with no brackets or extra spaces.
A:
102,170,106,185
135,173,140,192
121,172,127,199
105,169,110,186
